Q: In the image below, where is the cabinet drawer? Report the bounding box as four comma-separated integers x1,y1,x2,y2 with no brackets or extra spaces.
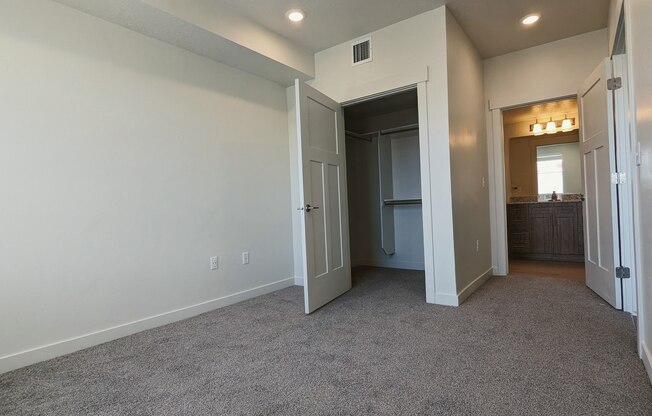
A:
507,205,528,221
509,232,530,252
529,205,553,216
509,219,528,232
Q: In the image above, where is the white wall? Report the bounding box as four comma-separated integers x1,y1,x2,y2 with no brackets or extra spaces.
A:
143,0,315,76
310,8,456,304
484,29,609,110
311,10,441,104
626,0,652,383
445,10,493,298
0,0,294,373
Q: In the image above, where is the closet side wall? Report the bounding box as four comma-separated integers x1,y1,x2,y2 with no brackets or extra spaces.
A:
446,10,493,297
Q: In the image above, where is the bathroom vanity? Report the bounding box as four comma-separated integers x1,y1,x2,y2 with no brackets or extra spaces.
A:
507,201,584,263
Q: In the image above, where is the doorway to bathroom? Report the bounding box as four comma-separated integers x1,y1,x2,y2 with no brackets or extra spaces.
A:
501,97,586,282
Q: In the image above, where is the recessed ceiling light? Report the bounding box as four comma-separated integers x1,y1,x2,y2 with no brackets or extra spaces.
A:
521,14,540,25
286,9,305,22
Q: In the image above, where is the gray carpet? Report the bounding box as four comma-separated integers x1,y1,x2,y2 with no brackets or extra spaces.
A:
2,267,651,415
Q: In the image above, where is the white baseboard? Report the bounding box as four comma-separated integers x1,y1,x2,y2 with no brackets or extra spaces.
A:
0,277,295,375
457,267,494,304
433,267,493,307
642,342,652,385
294,276,304,286
434,292,459,306
351,258,425,271
492,265,507,277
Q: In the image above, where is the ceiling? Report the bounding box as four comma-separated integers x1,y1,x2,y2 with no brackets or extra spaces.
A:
205,0,440,53
344,89,418,120
447,0,610,57
502,98,578,125
205,0,609,58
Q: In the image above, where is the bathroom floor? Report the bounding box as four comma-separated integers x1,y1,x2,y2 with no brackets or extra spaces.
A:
508,259,585,282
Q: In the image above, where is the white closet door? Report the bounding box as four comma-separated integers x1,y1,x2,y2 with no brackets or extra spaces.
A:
295,80,351,314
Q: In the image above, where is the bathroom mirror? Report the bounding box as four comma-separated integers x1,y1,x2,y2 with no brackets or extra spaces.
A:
506,132,581,200
536,142,581,195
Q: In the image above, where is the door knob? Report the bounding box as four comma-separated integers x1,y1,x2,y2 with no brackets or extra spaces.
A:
298,204,320,213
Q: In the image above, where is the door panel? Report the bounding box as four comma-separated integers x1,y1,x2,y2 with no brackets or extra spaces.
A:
308,98,338,154
583,151,598,264
327,164,343,270
579,59,621,309
308,160,328,278
529,206,553,256
553,206,579,255
296,80,351,314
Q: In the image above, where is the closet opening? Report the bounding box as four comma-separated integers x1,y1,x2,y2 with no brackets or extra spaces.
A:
343,88,425,295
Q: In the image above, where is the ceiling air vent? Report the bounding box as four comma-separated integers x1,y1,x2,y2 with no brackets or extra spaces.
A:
352,37,372,66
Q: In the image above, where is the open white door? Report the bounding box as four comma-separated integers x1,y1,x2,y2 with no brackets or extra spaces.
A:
295,80,351,314
578,58,622,309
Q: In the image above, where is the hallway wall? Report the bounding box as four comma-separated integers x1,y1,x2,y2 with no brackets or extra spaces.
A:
446,10,493,299
484,29,609,110
483,29,608,276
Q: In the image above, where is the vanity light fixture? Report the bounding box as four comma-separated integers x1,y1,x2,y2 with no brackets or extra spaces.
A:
533,119,544,136
286,9,305,22
521,14,540,25
546,117,557,134
531,116,576,135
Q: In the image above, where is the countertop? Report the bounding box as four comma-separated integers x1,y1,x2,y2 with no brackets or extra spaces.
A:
507,200,583,205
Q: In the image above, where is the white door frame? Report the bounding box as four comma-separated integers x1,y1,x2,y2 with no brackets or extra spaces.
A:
487,95,576,276
612,54,638,314
341,81,436,303
487,108,508,276
621,0,647,364
486,85,638,313
486,95,576,277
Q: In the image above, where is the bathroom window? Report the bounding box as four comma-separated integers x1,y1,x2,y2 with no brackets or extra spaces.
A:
537,155,564,195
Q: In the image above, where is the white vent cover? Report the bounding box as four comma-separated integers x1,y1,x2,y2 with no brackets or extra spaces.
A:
352,37,372,66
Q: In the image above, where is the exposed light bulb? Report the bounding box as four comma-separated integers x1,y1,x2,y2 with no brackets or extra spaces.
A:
561,115,573,132
546,118,557,134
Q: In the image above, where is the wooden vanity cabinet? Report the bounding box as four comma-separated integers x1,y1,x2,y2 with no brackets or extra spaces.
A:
507,202,584,262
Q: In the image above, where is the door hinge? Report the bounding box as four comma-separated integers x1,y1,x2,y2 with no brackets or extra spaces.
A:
610,172,627,184
607,77,622,91
616,266,631,279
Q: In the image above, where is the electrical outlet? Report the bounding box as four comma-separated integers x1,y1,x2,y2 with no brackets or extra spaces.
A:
210,256,218,270
242,252,249,265
476,240,480,253
482,177,486,189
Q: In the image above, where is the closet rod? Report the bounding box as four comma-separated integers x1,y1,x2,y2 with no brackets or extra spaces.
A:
379,123,419,135
345,123,419,141
353,123,420,138
345,130,374,142
384,198,423,206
